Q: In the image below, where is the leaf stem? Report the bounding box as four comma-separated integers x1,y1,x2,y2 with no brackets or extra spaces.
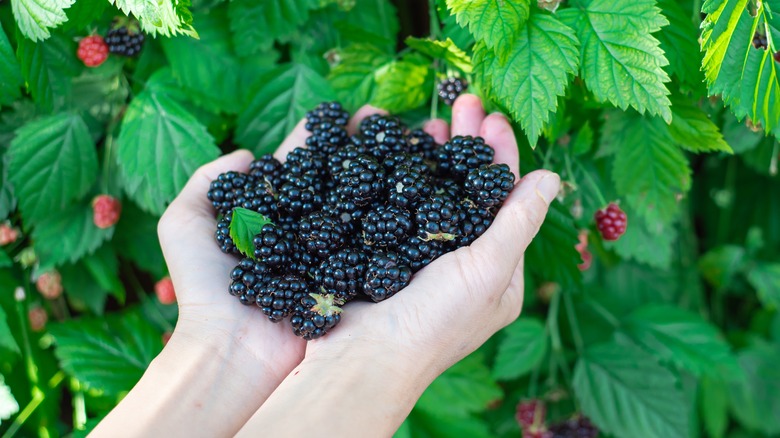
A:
586,299,620,328
2,371,64,438
71,378,87,431
563,292,585,355
428,0,442,40
574,159,608,207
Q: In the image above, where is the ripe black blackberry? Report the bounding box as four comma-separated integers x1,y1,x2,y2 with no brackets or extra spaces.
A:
387,164,433,209
321,188,366,224
382,152,429,174
414,194,459,242
235,179,278,219
306,122,349,155
406,129,439,161
464,163,515,209
278,172,324,217
434,178,463,199
105,25,145,57
207,171,254,215
438,77,468,105
363,252,412,302
215,215,237,254
283,147,327,180
256,274,309,322
753,31,768,50
298,212,347,259
249,154,283,192
229,258,272,305
315,248,368,301
336,154,386,207
305,101,350,130
398,236,445,272
362,205,413,248
548,416,599,438
435,135,494,180
357,114,410,159
290,293,343,340
456,202,494,246
327,144,367,178
253,223,295,266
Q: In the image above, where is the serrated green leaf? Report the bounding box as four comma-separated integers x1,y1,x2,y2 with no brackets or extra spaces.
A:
398,409,493,438
116,79,220,216
608,111,691,225
669,98,733,153
82,246,125,304
62,0,108,31
162,9,241,113
492,317,547,380
526,201,582,288
338,0,399,53
440,8,474,51
559,0,672,122
475,12,579,146
699,375,729,438
610,207,676,270
236,63,335,155
329,44,392,112
33,202,113,270
416,353,502,417
405,37,472,73
445,0,530,61
229,208,273,258
698,245,745,290
109,0,196,38
113,203,166,278
0,23,22,107
16,34,80,111
229,0,314,55
621,305,739,377
701,0,780,136
747,263,780,308
0,306,20,361
9,113,97,225
573,341,688,438
60,261,109,315
49,311,162,396
10,0,74,42
371,58,432,113
0,375,19,424
728,341,780,435
656,0,705,90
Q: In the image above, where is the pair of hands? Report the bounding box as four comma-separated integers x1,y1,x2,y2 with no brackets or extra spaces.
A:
98,95,560,437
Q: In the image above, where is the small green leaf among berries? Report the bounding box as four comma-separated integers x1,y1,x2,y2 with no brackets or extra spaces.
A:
228,208,273,259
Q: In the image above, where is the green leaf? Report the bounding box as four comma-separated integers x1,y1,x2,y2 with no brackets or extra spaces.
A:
669,98,733,154
398,410,492,438
621,304,739,377
236,63,334,155
416,353,502,417
699,375,729,438
746,263,780,308
371,57,432,113
117,80,220,216
445,0,530,62
0,150,13,220
656,0,705,89
573,341,688,438
60,261,110,315
10,0,74,42
0,250,10,268
16,34,80,111
698,245,745,290
82,246,125,303
571,121,594,155
8,113,97,225
405,37,472,73
0,375,19,424
329,44,392,112
229,208,273,258
62,0,108,31
109,0,196,38
610,203,676,270
113,203,166,278
559,0,672,122
339,0,399,53
0,23,22,107
701,0,780,136
161,9,241,113
229,0,314,55
526,201,581,288
0,306,20,361
728,341,780,435
48,311,162,396
608,111,691,225
475,12,579,146
33,202,114,270
492,317,547,380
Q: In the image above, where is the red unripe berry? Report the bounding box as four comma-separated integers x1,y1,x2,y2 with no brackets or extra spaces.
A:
29,307,48,332
0,224,18,245
77,35,109,67
36,270,63,299
594,203,627,241
92,195,122,229
155,277,176,305
575,230,592,271
516,399,546,429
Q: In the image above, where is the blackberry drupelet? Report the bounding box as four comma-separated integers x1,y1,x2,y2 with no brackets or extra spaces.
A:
305,101,350,130
315,248,368,301
278,172,324,217
456,202,494,246
105,26,145,57
234,179,278,219
363,252,412,302
362,205,413,248
283,147,327,180
414,194,459,242
406,129,439,161
438,77,468,105
327,144,367,178
290,293,343,340
382,152,429,174
435,135,494,180
464,163,515,209
215,215,238,254
357,114,409,159
298,212,347,259
398,236,445,272
306,122,349,155
256,274,309,322
253,223,295,266
229,258,272,305
336,154,386,207
249,154,284,192
207,171,254,215
387,164,433,209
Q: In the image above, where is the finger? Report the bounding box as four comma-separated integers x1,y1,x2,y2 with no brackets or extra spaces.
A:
423,119,450,144
451,94,485,137
275,119,309,162
480,113,520,181
347,105,388,135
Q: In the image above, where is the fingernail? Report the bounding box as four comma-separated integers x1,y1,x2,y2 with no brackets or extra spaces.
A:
536,173,561,204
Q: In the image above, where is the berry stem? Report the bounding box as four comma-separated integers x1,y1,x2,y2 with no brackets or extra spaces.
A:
574,159,608,208
71,378,87,430
427,0,442,40
563,292,584,356
548,290,574,388
545,290,562,388
3,371,65,438
586,299,620,328
430,60,440,120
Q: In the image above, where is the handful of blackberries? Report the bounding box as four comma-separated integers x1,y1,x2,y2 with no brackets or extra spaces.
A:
207,102,515,340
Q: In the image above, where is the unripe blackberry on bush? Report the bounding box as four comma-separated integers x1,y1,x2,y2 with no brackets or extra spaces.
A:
155,277,176,305
0,223,18,246
28,306,48,332
438,77,468,105
77,35,109,67
36,271,63,300
594,202,627,241
92,195,122,229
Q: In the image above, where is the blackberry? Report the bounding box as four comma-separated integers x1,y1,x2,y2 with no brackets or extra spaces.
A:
464,163,515,209
753,31,768,50
298,212,347,259
215,215,238,255
327,144,366,178
515,399,546,429
363,252,412,302
356,114,409,159
290,293,343,340
398,236,445,272
283,147,327,180
321,188,366,224
382,152,429,174
336,155,386,207
252,223,295,266
595,202,627,241
406,129,439,161
362,205,413,248
548,416,599,438
249,154,284,192
235,179,278,219
105,26,145,57
229,258,272,305
438,77,468,105
207,171,254,215
456,202,494,246
256,274,309,322
315,248,368,301
387,164,433,209
306,101,350,130
435,135,494,180
434,178,463,199
414,194,459,242
306,122,349,155
278,172,324,217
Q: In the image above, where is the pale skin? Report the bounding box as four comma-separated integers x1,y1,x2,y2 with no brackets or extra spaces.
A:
91,95,561,437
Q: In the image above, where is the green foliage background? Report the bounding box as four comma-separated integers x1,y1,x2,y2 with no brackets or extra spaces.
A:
1,0,779,436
